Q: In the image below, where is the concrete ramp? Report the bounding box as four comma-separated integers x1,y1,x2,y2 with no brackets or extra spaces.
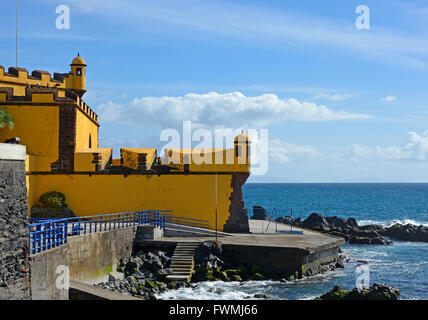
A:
164,223,231,238
69,280,142,300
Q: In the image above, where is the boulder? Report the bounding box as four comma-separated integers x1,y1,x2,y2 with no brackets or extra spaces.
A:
302,213,330,232
31,205,76,219
317,284,400,300
275,216,302,227
384,223,428,243
250,206,270,220
301,213,392,245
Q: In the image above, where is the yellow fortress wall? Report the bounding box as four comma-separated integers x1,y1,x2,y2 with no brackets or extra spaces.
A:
0,55,251,233
30,174,237,231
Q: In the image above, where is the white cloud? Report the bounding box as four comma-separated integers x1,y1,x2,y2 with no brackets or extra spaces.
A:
97,91,371,129
331,131,428,162
315,93,356,101
381,96,397,102
269,130,428,164
376,131,428,161
268,139,321,163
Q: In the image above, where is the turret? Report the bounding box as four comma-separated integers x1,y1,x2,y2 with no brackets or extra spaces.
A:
70,53,86,97
234,131,251,166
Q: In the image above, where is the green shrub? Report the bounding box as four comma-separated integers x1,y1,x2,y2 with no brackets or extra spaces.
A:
0,109,13,130
38,191,68,211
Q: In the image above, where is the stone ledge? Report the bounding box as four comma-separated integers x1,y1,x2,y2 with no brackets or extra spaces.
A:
0,143,26,160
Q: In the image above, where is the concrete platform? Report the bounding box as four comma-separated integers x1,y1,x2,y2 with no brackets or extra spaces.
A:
138,221,344,253
135,221,345,279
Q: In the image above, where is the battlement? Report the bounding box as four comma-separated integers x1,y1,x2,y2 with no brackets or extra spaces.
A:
0,65,68,88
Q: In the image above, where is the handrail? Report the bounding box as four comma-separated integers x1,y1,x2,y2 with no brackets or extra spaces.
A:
28,210,210,255
28,210,166,255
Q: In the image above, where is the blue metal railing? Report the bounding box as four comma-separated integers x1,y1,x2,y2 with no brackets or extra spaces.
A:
29,219,68,255
28,210,168,255
28,210,210,255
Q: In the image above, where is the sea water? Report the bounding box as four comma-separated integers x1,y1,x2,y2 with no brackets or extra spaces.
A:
157,183,428,300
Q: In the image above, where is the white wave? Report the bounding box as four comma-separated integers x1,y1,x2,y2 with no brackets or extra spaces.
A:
358,219,428,227
156,281,278,300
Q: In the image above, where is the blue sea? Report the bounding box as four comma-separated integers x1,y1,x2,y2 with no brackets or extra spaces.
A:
158,183,428,300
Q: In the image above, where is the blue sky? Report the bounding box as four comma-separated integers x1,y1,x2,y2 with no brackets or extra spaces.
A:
1,0,428,182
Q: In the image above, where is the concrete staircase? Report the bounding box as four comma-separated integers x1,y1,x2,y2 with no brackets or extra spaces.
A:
166,242,200,282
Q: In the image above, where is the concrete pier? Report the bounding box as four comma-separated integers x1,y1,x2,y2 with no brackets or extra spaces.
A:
136,220,345,279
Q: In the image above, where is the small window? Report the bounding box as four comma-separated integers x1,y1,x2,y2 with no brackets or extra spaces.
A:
89,134,92,148
235,145,241,157
76,68,82,76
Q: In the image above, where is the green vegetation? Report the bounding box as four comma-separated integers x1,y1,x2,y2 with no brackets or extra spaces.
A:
192,263,267,282
38,191,68,211
0,108,13,130
317,286,349,300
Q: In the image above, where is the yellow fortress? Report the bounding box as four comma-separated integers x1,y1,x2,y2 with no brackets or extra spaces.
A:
0,56,251,232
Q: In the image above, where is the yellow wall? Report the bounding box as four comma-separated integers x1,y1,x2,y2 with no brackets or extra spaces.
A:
30,174,234,231
75,108,98,150
0,104,59,171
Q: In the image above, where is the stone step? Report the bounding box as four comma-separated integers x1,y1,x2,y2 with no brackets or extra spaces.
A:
165,275,190,281
171,264,193,268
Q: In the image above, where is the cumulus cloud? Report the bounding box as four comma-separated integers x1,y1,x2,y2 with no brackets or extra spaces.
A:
268,139,321,163
98,91,371,128
269,130,428,164
381,96,397,102
332,131,428,162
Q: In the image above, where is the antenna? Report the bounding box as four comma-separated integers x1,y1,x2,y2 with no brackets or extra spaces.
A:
16,0,18,67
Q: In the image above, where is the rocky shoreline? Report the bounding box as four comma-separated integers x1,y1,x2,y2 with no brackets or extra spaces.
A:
277,212,428,245
95,240,345,299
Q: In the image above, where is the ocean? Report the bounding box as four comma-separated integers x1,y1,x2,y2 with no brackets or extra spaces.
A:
157,183,428,300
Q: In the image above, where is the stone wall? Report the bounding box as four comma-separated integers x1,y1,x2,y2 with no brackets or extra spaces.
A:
0,143,30,300
67,226,136,284
29,226,137,299
29,245,70,300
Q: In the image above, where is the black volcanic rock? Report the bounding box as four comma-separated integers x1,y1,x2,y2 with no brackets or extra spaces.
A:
275,216,302,227
301,213,393,245
384,223,428,243
250,206,271,221
317,283,400,300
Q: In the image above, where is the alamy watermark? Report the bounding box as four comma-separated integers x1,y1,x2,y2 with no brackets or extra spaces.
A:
355,5,370,30
55,265,70,290
56,5,70,30
355,264,370,289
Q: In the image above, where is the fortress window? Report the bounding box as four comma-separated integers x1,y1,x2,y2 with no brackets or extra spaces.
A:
76,68,82,76
235,145,241,157
89,134,92,148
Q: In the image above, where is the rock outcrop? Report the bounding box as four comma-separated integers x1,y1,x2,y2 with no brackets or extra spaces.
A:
301,213,392,245
95,249,186,300
275,216,302,227
316,284,400,300
384,223,428,243
250,206,270,221
30,206,76,219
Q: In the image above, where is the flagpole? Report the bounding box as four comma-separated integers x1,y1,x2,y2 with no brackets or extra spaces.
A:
215,173,218,242
16,0,18,67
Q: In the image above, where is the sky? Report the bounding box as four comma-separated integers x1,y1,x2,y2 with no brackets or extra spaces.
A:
1,0,428,182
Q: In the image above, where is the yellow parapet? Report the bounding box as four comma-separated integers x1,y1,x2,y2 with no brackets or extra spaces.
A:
120,148,157,171
74,148,112,172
